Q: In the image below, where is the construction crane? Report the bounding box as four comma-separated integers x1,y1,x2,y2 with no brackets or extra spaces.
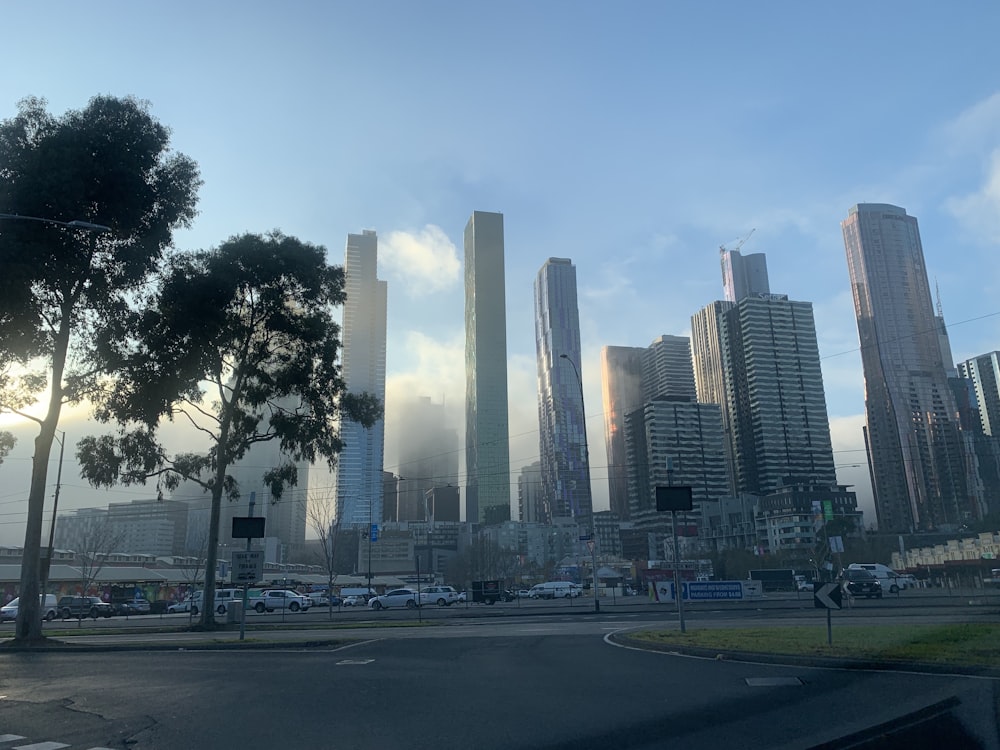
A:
719,227,756,255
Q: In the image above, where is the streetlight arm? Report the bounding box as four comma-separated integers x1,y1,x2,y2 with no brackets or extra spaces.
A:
0,213,110,232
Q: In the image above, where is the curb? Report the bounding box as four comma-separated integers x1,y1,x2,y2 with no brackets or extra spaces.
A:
608,631,1000,679
0,637,359,654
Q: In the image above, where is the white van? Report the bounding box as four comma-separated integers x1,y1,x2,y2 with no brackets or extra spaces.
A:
0,594,59,622
191,588,243,615
529,581,579,600
847,563,909,593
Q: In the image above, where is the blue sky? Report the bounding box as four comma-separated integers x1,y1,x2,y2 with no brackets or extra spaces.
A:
2,2,1000,542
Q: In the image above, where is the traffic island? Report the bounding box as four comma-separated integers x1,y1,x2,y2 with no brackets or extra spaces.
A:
610,623,1000,677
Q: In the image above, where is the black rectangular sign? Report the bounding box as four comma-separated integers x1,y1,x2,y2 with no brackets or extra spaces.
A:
232,516,265,539
655,486,694,512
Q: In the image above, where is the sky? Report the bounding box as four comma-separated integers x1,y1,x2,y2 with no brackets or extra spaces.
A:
2,2,1000,546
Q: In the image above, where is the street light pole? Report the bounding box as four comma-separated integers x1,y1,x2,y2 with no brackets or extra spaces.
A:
560,353,599,614
39,431,65,601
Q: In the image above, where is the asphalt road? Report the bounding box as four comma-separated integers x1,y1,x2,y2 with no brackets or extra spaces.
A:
1,632,998,749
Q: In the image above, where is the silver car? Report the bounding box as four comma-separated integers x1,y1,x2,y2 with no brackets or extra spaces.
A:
369,589,419,610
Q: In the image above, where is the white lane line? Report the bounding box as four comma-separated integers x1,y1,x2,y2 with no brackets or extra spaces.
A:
336,658,374,665
13,742,70,750
0,738,25,745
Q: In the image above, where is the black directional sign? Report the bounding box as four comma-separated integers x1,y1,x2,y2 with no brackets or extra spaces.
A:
813,582,842,610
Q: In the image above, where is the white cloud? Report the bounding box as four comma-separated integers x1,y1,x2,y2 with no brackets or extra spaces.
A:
945,148,1000,244
380,225,460,296
941,91,1000,157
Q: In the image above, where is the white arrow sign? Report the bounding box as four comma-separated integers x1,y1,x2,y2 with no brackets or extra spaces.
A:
813,582,842,610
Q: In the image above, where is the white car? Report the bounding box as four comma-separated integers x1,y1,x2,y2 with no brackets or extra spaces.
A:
418,585,460,607
341,595,364,607
369,589,419,610
0,594,59,622
254,589,311,613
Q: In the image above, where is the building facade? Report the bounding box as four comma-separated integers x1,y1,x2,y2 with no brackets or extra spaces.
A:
336,230,388,529
601,346,646,520
464,211,512,524
534,258,592,522
842,204,975,531
958,352,1000,438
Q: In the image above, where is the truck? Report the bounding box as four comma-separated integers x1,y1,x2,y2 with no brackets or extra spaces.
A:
471,580,508,605
749,569,796,592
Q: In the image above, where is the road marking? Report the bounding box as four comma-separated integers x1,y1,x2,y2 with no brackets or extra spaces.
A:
745,677,803,686
336,658,374,665
12,742,70,750
0,738,25,745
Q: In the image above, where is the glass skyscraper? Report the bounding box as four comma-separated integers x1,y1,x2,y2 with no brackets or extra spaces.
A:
336,230,387,528
842,204,975,531
464,211,511,524
534,258,591,522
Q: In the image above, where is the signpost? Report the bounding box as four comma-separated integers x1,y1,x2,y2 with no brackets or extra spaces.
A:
813,581,842,645
655,477,693,634
231,492,265,642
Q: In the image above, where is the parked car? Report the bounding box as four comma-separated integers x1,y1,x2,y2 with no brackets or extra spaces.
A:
309,593,342,607
515,589,532,599
341,595,364,607
419,585,461,607
841,569,883,599
0,594,59,622
113,598,151,616
457,591,467,603
254,589,312,613
369,589,419,610
58,596,113,619
167,596,194,614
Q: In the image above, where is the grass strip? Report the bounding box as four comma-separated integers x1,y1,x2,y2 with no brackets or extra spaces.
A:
630,623,1000,668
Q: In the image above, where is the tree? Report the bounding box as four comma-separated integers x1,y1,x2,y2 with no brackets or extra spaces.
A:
76,232,382,628
0,431,13,463
72,514,125,627
0,95,200,642
307,488,340,620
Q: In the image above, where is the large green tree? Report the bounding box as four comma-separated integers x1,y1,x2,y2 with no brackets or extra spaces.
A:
77,232,381,627
0,95,200,641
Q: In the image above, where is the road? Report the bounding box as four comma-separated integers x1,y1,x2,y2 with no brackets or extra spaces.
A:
0,631,997,749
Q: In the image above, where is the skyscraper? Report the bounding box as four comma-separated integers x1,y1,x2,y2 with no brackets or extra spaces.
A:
534,258,592,521
336,230,387,529
726,295,836,494
721,248,770,303
842,203,975,531
958,352,1000,437
692,249,837,497
601,346,645,520
601,335,698,520
464,211,511,524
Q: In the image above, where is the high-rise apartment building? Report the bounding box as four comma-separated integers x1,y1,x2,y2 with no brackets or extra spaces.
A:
721,248,770,303
518,461,544,523
692,245,837,498
958,352,1000,437
601,346,645,520
336,230,388,529
725,295,837,494
842,203,977,531
534,258,592,522
623,397,729,531
601,336,698,520
464,211,511,524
